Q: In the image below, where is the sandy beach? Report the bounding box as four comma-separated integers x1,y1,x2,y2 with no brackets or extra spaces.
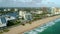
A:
3,15,60,34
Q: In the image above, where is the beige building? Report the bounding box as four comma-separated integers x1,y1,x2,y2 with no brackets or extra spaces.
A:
31,10,43,14
51,7,60,15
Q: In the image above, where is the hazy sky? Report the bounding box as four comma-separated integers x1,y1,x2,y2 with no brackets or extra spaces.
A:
0,0,59,7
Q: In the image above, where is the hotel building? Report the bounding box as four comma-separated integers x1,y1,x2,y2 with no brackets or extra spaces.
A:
0,8,32,27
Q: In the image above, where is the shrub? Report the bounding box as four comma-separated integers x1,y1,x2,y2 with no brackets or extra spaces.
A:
7,20,15,26
0,30,3,34
7,20,21,26
3,29,9,32
22,24,25,26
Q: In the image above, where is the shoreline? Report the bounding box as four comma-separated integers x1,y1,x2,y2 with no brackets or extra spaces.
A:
21,16,60,34
23,18,59,34
4,15,60,34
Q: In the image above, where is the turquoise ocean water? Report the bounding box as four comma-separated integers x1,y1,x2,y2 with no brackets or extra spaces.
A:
24,18,60,34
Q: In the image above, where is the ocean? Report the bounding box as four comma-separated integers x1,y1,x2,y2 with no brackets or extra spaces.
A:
24,18,60,34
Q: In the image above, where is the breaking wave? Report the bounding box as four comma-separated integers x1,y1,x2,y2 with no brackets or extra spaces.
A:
24,18,60,34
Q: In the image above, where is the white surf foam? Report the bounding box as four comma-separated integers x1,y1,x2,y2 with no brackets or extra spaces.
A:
46,22,55,26
24,18,60,34
33,21,55,33
24,31,38,34
24,22,55,34
54,19,60,22
29,31,38,34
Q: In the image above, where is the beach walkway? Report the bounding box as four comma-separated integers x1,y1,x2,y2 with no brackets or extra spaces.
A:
4,15,60,34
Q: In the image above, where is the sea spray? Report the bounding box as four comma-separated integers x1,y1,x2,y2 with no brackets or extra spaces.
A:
24,18,60,34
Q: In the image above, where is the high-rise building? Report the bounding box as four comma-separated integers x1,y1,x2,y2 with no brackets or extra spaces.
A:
51,7,60,15
19,11,32,20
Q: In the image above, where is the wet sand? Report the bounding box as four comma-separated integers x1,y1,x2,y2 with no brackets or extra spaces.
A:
4,15,60,34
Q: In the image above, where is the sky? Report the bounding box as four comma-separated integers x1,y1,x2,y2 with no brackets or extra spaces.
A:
0,0,60,7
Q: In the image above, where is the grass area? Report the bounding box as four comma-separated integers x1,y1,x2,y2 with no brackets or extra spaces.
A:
0,31,3,34
0,28,9,34
3,29,9,32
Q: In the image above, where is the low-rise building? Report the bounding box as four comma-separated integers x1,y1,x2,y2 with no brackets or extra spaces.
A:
4,9,7,11
8,9,11,11
0,9,33,27
14,8,18,11
0,11,18,27
0,16,7,27
31,10,43,14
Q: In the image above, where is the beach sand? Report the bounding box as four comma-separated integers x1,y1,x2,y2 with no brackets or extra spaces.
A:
3,15,60,34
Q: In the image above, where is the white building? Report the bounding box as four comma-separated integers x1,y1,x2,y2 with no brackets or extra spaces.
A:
0,17,7,27
14,8,18,11
51,7,60,15
0,15,16,27
4,9,7,11
5,15,16,21
0,12,18,27
8,9,11,11
19,11,32,20
0,8,19,27
36,10,43,14
31,10,43,14
58,9,60,14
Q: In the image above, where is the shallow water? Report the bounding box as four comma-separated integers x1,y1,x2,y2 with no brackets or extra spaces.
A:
24,18,60,34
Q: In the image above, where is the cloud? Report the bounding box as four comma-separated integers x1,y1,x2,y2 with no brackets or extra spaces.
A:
13,0,33,2
0,0,59,7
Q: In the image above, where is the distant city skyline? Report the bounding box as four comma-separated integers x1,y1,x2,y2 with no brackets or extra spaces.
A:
0,0,60,7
